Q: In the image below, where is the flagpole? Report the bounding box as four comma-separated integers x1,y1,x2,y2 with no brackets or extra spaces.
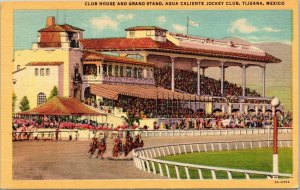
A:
186,16,189,35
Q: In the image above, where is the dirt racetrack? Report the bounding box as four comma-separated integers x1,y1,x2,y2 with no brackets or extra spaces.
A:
13,133,292,179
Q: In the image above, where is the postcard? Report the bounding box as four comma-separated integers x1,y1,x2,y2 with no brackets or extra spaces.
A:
0,0,298,189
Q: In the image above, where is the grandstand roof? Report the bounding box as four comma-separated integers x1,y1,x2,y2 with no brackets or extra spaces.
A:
82,51,155,67
80,38,281,63
90,83,210,101
19,97,103,116
125,26,167,31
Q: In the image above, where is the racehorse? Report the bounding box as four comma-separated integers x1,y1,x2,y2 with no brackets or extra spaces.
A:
133,134,144,149
96,137,107,159
123,133,134,157
112,137,122,157
88,138,99,158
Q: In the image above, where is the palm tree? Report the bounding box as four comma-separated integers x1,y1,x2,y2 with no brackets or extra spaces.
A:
121,111,140,129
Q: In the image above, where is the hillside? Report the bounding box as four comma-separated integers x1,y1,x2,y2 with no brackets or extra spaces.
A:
204,42,292,111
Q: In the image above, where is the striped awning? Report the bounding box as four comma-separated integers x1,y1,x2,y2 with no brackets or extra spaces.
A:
90,84,210,101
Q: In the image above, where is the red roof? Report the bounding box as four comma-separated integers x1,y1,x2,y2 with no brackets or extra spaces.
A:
19,97,104,116
26,62,64,66
90,83,208,101
80,38,281,63
39,24,84,32
82,51,155,67
125,26,167,31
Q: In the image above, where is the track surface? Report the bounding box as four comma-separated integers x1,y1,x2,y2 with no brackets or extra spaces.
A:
13,133,291,179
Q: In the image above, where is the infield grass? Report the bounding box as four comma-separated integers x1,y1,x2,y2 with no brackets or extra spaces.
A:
150,148,292,179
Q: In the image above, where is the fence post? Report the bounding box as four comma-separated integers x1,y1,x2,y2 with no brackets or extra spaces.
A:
158,163,164,176
178,145,181,154
185,167,190,179
165,164,171,178
183,145,187,154
198,169,203,179
151,161,156,174
245,173,250,180
227,171,232,179
190,144,194,153
172,146,176,155
175,166,180,179
211,170,217,180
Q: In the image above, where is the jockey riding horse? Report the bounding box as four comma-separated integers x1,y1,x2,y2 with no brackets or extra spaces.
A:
124,131,134,157
87,137,99,158
96,136,107,159
133,134,144,149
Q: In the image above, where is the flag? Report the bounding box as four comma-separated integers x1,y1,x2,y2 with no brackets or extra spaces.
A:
188,18,199,27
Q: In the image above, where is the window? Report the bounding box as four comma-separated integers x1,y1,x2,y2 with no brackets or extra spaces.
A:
46,68,50,76
102,64,107,76
138,68,143,78
114,65,119,76
146,30,152,36
125,54,144,60
40,68,44,76
126,67,131,77
129,31,135,37
120,66,124,77
108,65,112,76
35,68,39,76
37,92,46,105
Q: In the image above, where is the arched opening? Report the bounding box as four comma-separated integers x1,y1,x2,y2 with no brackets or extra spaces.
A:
37,92,46,106
213,108,222,113
84,87,91,99
248,109,255,113
232,109,240,113
265,109,272,113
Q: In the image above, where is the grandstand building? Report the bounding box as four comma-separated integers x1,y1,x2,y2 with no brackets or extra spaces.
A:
13,16,283,116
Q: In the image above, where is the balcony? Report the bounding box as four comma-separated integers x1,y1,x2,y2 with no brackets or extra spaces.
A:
102,76,155,85
32,41,80,49
82,75,101,82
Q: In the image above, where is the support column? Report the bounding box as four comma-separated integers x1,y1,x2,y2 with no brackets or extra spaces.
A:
202,68,206,77
197,59,201,95
262,66,266,97
99,65,103,75
171,57,175,92
220,62,224,95
242,65,247,97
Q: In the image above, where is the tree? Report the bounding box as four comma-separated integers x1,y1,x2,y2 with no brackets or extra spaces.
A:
48,86,58,100
19,96,30,111
121,111,141,128
12,92,17,114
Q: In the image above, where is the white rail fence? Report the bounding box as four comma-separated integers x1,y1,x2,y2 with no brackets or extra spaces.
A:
12,128,292,141
132,140,293,180
139,127,292,137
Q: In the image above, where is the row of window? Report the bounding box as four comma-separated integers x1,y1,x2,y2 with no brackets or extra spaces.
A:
35,68,50,76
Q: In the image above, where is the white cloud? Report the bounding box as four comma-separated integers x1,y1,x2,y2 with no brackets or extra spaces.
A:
229,18,258,33
157,16,166,23
90,16,118,31
116,13,134,21
173,24,186,32
262,26,282,32
90,14,134,31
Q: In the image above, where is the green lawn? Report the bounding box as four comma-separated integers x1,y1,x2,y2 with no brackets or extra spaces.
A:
150,148,292,179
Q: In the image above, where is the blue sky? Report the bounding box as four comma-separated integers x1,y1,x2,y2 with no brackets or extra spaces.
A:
14,10,292,50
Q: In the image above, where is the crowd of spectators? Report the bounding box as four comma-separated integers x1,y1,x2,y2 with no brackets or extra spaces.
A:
154,66,260,97
153,111,292,129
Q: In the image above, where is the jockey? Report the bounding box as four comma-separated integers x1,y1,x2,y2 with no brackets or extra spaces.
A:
88,137,98,155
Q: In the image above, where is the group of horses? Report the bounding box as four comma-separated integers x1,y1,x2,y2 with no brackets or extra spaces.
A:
112,134,144,157
87,137,107,159
88,133,144,159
